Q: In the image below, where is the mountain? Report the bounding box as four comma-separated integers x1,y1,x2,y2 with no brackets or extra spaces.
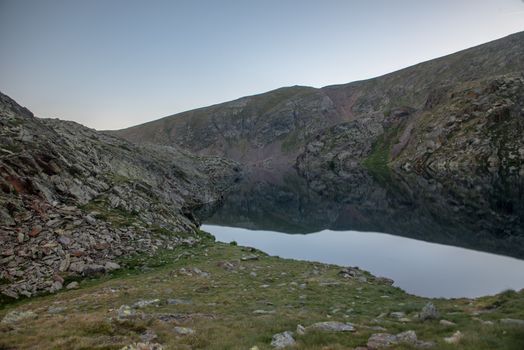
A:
113,32,524,239
0,92,240,299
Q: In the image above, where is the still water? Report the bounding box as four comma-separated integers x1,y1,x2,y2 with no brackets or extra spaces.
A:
202,224,524,298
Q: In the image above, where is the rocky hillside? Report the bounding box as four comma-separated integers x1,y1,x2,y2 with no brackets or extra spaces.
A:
112,32,524,167
0,93,240,299
113,32,524,240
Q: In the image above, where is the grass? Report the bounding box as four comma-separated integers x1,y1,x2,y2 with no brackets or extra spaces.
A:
362,124,404,185
1,236,523,349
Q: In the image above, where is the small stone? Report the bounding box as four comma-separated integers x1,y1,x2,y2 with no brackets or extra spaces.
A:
49,281,63,293
270,331,295,348
500,318,524,327
140,330,158,343
396,330,417,344
105,261,121,271
253,309,276,315
420,302,439,321
444,331,463,344
241,254,259,261
440,319,456,326
307,321,355,332
132,299,160,309
47,306,66,314
296,324,306,335
173,326,195,335
117,305,136,320
28,226,42,238
120,342,163,350
367,333,398,349
390,311,405,319
66,281,79,289
1,310,37,324
17,231,24,243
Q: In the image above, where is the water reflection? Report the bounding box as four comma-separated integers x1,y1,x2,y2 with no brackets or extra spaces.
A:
203,224,524,298
201,170,524,259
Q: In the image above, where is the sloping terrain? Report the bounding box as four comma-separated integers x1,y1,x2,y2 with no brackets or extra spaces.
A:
0,92,240,299
112,32,524,243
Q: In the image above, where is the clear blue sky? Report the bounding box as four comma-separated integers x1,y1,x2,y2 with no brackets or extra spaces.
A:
1,0,523,130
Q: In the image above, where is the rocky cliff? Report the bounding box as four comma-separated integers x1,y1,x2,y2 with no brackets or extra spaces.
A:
113,32,524,241
0,92,240,299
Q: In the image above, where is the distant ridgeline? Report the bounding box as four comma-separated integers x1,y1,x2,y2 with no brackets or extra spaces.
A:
113,32,524,257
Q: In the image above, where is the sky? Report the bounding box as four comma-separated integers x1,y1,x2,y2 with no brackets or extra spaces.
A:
1,0,523,130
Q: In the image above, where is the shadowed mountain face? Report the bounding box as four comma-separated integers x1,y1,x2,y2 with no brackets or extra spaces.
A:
113,32,524,257
201,170,524,260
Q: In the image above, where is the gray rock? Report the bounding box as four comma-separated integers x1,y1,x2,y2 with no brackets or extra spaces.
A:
390,311,406,319
47,306,66,314
173,326,195,335
270,331,295,348
439,319,456,326
396,330,417,344
117,305,136,320
307,321,355,332
105,261,121,271
241,254,259,261
444,331,463,344
1,310,37,324
132,299,161,309
500,318,524,327
367,333,398,349
140,330,159,343
66,281,79,289
420,302,439,321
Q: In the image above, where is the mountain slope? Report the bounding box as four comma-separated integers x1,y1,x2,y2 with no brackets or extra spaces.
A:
112,31,524,168
112,31,524,239
0,92,240,299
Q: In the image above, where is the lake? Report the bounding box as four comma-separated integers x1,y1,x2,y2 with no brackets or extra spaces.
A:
202,224,524,298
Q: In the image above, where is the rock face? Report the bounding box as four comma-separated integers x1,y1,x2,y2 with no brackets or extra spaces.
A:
113,32,524,248
0,92,240,299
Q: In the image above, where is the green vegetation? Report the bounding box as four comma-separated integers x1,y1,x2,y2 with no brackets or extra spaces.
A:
1,236,523,349
362,125,403,184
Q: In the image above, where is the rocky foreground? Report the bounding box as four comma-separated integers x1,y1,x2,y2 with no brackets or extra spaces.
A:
1,236,523,349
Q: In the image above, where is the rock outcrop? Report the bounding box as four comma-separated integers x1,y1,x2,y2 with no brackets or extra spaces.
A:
0,92,240,299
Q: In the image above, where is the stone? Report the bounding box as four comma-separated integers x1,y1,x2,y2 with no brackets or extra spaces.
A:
367,333,398,349
390,311,405,319
120,343,163,350
420,302,439,321
49,280,63,293
396,330,417,344
133,299,161,309
270,331,295,348
117,305,136,320
444,331,463,344
173,326,195,335
296,324,306,335
140,330,158,343
253,309,276,315
66,281,79,289
439,319,456,326
28,226,42,238
500,318,524,327
47,306,66,314
1,310,37,324
105,261,121,271
241,254,259,261
307,321,355,332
